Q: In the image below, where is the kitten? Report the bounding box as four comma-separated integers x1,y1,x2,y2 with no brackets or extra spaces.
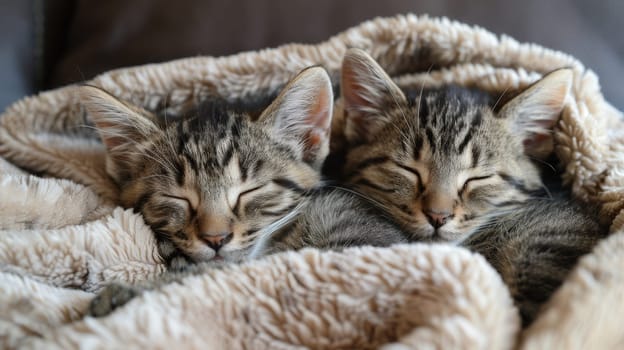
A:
338,48,607,325
84,67,407,316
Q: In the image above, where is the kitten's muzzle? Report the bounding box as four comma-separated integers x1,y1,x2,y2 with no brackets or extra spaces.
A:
202,232,233,252
422,191,455,228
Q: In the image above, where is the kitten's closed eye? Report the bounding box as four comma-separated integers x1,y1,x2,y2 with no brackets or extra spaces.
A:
162,195,195,216
83,65,334,266
231,184,266,215
163,195,193,207
394,163,425,192
460,175,495,195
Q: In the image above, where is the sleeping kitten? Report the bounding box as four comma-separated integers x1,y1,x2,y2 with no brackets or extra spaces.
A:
338,49,608,324
82,65,406,270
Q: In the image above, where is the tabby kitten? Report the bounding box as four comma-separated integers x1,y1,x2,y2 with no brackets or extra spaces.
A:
338,49,607,324
82,66,406,270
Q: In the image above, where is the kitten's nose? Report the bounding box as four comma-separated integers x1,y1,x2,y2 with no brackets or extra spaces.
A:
202,232,233,252
425,210,452,228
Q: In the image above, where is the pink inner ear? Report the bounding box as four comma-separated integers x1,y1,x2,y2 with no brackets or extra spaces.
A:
93,120,126,150
342,64,369,112
304,88,332,148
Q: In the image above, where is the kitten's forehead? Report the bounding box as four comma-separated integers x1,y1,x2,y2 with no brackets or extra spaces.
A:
150,110,306,195
380,88,493,159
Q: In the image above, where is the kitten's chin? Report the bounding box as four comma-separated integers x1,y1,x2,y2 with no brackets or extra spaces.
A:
188,247,218,262
405,222,470,243
188,250,245,264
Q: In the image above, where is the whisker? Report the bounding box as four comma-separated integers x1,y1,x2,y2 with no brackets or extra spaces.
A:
491,87,510,111
79,125,144,148
325,184,396,217
119,149,178,174
417,64,434,132
245,201,307,259
528,156,557,173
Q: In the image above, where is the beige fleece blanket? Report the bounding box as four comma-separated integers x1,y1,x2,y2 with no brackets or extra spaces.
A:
1,14,624,349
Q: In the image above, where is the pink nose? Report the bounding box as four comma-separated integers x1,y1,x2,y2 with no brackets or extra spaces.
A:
202,232,233,252
425,210,452,228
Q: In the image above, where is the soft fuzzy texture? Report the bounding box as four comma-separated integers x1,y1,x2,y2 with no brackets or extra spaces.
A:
1,14,623,349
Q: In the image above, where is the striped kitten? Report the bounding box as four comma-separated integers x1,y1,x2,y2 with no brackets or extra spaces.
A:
82,66,406,271
338,49,607,324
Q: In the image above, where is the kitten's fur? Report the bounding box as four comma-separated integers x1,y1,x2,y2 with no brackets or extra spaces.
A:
84,67,407,315
338,49,608,325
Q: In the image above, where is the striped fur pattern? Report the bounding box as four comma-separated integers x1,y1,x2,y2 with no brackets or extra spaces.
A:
462,196,606,325
339,49,607,325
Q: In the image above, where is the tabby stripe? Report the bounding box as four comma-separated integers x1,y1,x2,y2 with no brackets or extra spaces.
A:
243,228,259,237
267,221,298,246
398,204,413,215
239,156,249,182
457,127,474,154
353,156,389,173
150,219,169,231
498,172,533,195
173,230,187,240
272,178,305,194
471,145,481,168
355,178,395,193
135,192,153,213
229,115,242,138
220,143,234,168
413,137,424,160
517,274,562,303
417,96,429,124
252,160,264,176
175,160,186,186
183,150,200,172
532,242,589,267
462,214,475,222
425,127,436,151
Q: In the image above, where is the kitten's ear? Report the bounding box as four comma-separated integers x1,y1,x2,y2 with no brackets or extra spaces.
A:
341,48,406,144
499,69,573,159
259,66,334,170
80,85,160,152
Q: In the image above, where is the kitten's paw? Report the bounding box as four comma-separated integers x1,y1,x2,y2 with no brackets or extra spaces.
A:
89,283,141,317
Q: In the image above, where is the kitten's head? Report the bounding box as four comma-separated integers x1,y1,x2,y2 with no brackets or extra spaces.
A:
340,48,572,242
81,67,333,267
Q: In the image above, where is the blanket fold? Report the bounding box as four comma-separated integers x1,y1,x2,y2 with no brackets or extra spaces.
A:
1,14,623,349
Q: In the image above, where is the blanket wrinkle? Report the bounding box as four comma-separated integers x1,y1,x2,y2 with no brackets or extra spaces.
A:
0,13,623,349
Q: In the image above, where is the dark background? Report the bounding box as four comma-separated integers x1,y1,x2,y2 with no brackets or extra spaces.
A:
1,0,622,112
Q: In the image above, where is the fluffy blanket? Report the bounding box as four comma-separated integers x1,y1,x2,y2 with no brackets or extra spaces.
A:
1,14,624,349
